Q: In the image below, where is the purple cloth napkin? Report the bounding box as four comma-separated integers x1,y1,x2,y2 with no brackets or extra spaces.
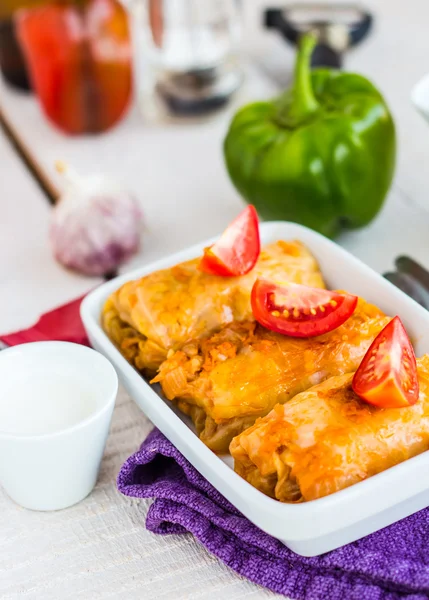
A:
118,429,429,600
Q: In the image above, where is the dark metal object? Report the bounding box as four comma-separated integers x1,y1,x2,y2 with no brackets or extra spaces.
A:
156,67,242,116
384,257,429,310
0,18,32,91
395,256,429,293
265,3,373,68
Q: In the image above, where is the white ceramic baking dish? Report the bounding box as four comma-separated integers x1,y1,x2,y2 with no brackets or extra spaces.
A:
81,221,429,557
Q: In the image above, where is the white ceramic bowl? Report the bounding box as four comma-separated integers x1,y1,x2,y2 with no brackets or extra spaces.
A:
0,342,118,511
81,222,429,556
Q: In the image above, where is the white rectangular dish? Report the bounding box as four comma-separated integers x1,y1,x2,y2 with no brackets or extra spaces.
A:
81,221,429,557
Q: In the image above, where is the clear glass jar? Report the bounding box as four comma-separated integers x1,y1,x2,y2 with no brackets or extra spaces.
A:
128,0,243,121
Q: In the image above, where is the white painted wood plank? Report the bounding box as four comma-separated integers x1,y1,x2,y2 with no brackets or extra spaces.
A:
0,129,101,333
0,65,278,269
2,3,429,598
340,185,429,273
2,0,429,275
0,385,285,600
246,0,429,218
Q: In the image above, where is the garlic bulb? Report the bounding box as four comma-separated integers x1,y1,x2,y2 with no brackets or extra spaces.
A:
51,162,143,276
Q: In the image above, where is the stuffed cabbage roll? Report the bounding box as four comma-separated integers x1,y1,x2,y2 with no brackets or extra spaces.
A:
230,355,429,502
154,298,389,452
102,240,324,373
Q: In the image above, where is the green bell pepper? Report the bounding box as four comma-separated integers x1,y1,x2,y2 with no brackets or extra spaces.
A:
224,33,396,238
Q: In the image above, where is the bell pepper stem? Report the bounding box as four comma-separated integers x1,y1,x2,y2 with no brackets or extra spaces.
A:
276,33,320,128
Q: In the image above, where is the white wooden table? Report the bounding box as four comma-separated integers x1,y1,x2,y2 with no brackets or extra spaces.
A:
1,1,429,598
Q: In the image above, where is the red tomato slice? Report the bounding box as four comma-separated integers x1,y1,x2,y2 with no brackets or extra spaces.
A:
352,316,419,408
199,205,260,276
251,279,358,338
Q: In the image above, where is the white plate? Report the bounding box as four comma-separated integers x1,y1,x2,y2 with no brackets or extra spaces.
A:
81,222,429,557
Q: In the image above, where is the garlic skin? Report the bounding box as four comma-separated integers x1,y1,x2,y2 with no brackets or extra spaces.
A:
51,169,143,276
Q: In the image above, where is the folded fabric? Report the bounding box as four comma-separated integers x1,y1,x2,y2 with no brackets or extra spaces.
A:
5,298,429,599
0,296,88,346
118,429,429,600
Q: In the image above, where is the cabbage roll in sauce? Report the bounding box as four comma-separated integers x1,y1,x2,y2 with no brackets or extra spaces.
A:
154,298,389,452
230,356,429,502
102,240,324,373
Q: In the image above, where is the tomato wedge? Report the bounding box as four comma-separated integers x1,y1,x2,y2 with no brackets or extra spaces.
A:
199,205,260,276
352,316,419,408
251,279,358,338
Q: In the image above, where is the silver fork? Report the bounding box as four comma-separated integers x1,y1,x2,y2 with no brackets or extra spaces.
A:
384,256,429,310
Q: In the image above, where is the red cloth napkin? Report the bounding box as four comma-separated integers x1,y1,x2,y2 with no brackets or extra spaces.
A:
0,296,89,347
